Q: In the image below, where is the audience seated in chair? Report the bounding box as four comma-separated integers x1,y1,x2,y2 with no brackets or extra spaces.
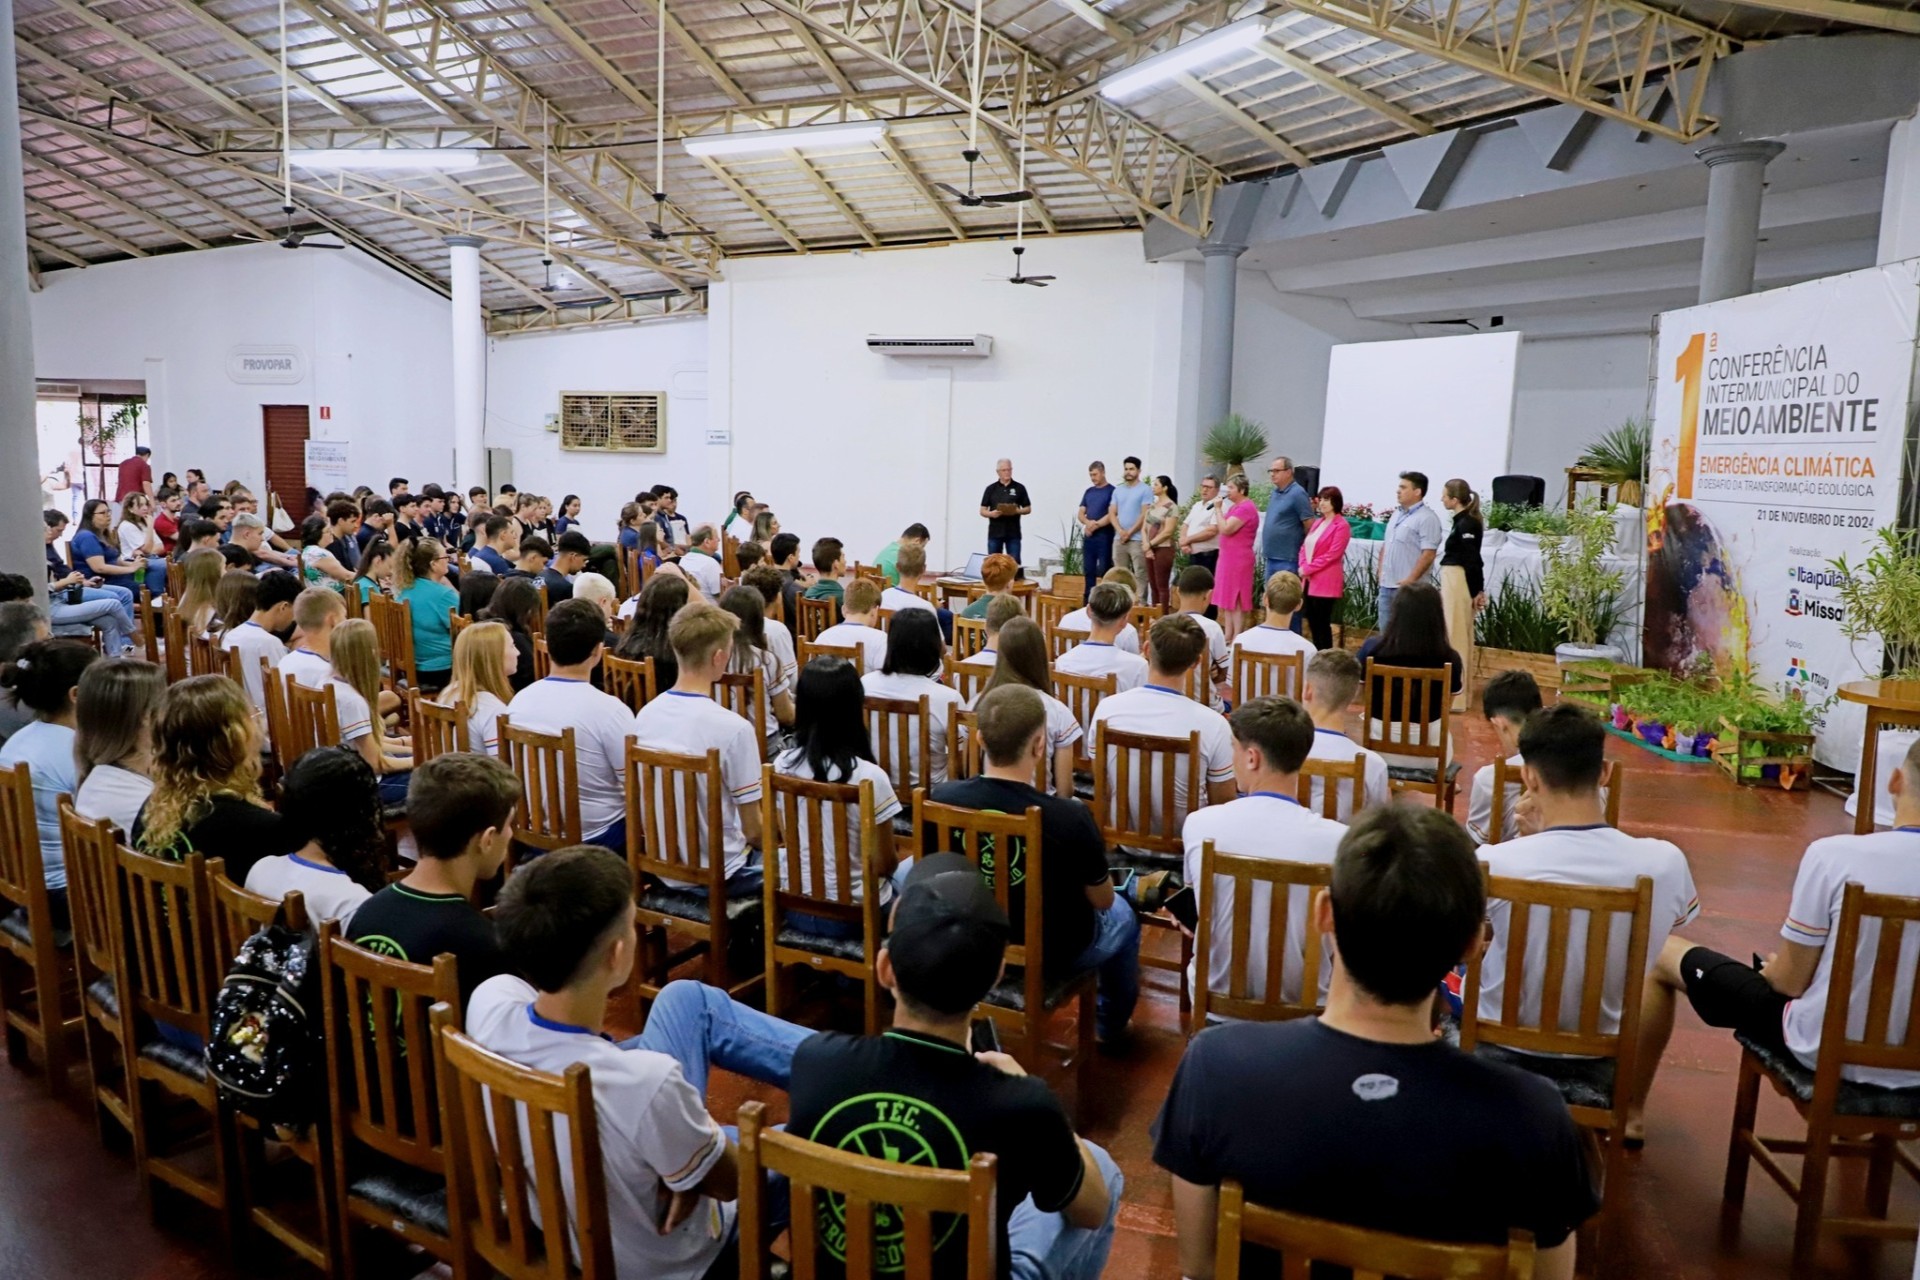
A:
1357,581,1462,766
616,573,690,690
922,685,1140,1046
958,552,1021,620
508,599,638,850
964,592,1027,672
1058,568,1143,656
1183,697,1347,1015
976,618,1081,799
245,747,384,925
71,657,164,835
1230,572,1316,663
0,640,101,928
131,675,297,882
802,537,848,614
1055,582,1148,693
720,586,795,744
220,568,298,725
1152,804,1597,1280
814,578,889,675
330,619,415,806
1300,650,1390,820
1633,733,1920,1133
1468,671,1542,844
346,751,517,1008
738,564,799,688
863,608,962,787
1091,614,1237,824
788,849,1124,1279
632,600,767,895
437,620,515,755
466,845,810,1278
1472,704,1698,1144
1173,566,1232,706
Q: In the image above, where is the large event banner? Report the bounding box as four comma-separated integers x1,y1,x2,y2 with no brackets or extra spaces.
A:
1647,261,1920,772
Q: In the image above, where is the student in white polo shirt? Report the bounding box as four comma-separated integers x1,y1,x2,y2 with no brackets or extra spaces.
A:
1477,704,1699,1112
1091,614,1236,855
279,587,345,692
633,601,766,894
862,607,963,788
467,848,811,1280
1056,582,1149,694
1633,734,1920,1138
1230,572,1317,663
1057,568,1143,655
1173,565,1231,706
505,599,638,850
1182,697,1346,1014
962,592,1026,672
812,578,889,674
1300,648,1390,820
972,618,1082,798
221,568,298,721
1469,670,1541,844
878,543,939,617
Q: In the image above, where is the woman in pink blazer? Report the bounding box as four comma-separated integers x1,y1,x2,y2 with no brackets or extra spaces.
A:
1297,485,1351,649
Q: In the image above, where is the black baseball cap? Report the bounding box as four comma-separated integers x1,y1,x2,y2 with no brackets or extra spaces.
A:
884,853,1009,1015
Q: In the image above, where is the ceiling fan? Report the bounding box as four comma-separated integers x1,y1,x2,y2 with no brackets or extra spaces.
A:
246,0,346,250
642,0,711,243
993,137,1054,287
936,0,1032,209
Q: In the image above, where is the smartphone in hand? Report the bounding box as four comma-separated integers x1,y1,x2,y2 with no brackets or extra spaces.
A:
969,1018,1000,1055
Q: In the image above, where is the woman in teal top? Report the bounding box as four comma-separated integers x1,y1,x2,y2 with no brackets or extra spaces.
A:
395,538,459,692
353,537,394,605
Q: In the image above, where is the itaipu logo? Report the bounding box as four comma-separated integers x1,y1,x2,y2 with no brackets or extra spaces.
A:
809,1093,970,1270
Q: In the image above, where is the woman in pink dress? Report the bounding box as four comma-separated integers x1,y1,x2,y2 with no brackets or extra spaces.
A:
1210,474,1259,640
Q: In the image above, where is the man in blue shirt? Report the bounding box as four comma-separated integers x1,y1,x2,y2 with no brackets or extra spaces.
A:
1110,456,1152,586
1262,457,1314,633
1076,461,1116,602
1378,471,1444,629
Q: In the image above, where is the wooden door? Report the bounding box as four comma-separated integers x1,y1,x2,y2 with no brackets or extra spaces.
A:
262,405,310,515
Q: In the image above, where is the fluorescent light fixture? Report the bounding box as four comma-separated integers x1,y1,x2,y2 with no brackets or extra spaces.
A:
290,148,482,172
682,120,888,158
1098,17,1271,99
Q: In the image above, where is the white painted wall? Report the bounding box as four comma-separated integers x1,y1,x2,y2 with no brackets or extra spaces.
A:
1509,331,1653,484
709,234,1186,570
29,244,452,500
485,317,710,532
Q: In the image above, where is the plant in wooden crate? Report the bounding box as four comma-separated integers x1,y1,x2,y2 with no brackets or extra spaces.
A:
1337,554,1380,644
1540,499,1627,664
1575,417,1650,506
1712,671,1820,790
1473,576,1565,686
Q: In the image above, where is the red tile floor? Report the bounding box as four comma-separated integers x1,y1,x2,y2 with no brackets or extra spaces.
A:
2,705,1916,1278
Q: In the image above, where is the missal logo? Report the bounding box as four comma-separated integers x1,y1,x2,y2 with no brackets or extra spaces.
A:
1784,586,1845,623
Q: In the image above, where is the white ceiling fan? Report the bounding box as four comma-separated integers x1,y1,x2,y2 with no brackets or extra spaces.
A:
236,0,347,251
936,0,1033,210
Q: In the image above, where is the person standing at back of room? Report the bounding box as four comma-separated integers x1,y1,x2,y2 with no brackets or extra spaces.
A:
1261,457,1314,633
1077,461,1117,602
981,457,1032,566
1110,457,1152,588
1378,471,1443,632
116,445,154,506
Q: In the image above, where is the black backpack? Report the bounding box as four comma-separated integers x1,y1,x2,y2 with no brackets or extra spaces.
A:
207,923,325,1129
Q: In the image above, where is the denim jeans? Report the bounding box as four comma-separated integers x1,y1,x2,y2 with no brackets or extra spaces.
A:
1081,535,1113,600
50,588,134,654
618,978,811,1093
1070,902,1140,1041
1377,585,1398,633
96,581,135,611
142,561,169,599
1007,1140,1124,1280
377,770,411,807
988,534,1022,565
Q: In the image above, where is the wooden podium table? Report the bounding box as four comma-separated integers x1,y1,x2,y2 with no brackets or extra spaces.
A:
1837,679,1920,833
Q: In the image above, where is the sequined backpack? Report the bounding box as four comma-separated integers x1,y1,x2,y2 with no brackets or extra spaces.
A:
207,924,325,1130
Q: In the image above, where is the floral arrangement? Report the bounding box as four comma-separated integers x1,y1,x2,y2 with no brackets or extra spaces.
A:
1344,502,1377,524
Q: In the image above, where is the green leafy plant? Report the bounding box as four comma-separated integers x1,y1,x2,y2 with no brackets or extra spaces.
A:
1539,499,1626,648
1831,527,1920,677
1049,520,1084,576
78,398,144,466
1338,554,1380,633
1202,414,1268,481
1474,578,1562,654
1485,501,1526,532
1576,417,1650,504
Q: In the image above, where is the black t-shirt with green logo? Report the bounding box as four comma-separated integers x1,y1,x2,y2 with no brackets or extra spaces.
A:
345,882,507,1008
922,777,1110,970
787,1028,1085,1279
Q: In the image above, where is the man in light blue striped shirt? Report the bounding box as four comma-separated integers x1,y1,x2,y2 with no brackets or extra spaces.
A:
1378,471,1443,630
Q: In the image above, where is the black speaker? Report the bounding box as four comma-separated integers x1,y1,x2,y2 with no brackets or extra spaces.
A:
1293,464,1320,498
1490,474,1546,508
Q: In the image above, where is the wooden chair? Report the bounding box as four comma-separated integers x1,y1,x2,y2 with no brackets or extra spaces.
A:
448,610,471,642
285,678,343,763
1190,841,1334,1032
319,920,464,1276
1362,660,1458,810
189,631,238,680
112,845,239,1240
1091,724,1204,1014
260,665,298,778
723,534,742,580
343,586,365,620
1046,626,1088,663
907,578,942,607
1298,754,1368,821
867,693,935,798
952,616,989,659
208,864,333,1269
531,581,549,634
497,717,582,859
163,605,189,682
940,580,977,612
944,655,989,706
875,608,897,632
1724,883,1920,1275
368,594,418,693
1051,669,1116,774
914,792,1095,1112
603,652,656,713
853,563,887,585
58,800,132,1142
1033,594,1074,636
796,594,837,641
945,708,1048,791
137,587,162,664
738,1099,999,1280
623,742,764,1019
409,688,468,763
761,768,887,1034
716,668,769,760
1486,758,1625,843
1460,873,1654,1265
0,763,79,1095
433,1004,615,1279
799,638,860,669
166,557,185,600
531,636,552,680
1213,1181,1535,1279
1128,602,1165,649
1231,648,1304,705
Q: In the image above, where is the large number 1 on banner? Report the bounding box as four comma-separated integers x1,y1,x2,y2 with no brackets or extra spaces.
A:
1674,331,1705,500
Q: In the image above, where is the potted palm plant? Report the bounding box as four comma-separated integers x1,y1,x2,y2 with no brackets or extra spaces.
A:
1202,413,1268,484
1575,417,1650,507
1541,499,1627,665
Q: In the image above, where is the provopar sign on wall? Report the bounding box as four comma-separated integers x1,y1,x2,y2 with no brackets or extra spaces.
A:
1647,260,1920,772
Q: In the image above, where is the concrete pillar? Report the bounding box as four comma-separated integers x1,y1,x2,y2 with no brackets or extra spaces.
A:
1696,140,1785,304
1879,116,1920,266
1196,242,1246,463
0,0,45,603
445,235,486,495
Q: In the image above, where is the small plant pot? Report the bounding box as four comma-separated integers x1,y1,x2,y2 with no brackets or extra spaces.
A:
1674,731,1696,755
1694,734,1716,758
1610,703,1628,729
1505,532,1541,553
1637,721,1667,746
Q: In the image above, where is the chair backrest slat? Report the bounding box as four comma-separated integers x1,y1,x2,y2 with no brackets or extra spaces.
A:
410,688,470,763
1090,725,1202,856
285,679,343,760
498,716,582,852
866,693,934,797
1296,755,1366,821
716,669,769,759
951,617,988,660
1192,842,1334,1026
1215,1182,1532,1280
796,596,837,641
944,656,988,706
1232,648,1303,705
602,653,656,713
625,743,728,890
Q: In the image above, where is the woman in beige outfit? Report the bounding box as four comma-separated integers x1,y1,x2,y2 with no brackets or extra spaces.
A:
1438,479,1486,714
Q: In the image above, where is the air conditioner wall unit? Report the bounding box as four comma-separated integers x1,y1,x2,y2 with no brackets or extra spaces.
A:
866,334,994,358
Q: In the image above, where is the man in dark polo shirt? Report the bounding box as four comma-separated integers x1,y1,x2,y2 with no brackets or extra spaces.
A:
979,457,1032,567
1075,461,1115,602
